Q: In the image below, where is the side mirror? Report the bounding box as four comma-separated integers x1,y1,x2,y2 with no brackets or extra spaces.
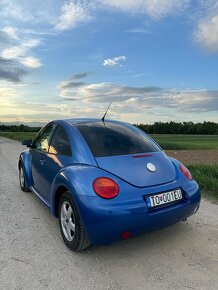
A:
22,139,33,147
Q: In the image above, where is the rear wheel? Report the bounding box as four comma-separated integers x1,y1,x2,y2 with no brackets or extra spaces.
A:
19,163,30,192
58,191,91,251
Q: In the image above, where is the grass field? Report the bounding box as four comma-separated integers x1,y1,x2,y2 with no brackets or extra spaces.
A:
0,132,37,141
188,164,218,202
151,134,218,150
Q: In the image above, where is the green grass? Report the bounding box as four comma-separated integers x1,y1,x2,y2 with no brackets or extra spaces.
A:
150,134,218,150
0,132,37,142
188,164,218,201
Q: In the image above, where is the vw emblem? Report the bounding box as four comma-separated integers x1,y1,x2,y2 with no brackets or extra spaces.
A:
146,163,156,172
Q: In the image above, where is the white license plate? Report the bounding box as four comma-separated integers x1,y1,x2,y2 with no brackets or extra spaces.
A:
148,189,182,208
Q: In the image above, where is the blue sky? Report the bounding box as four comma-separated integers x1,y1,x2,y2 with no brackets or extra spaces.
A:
0,0,218,125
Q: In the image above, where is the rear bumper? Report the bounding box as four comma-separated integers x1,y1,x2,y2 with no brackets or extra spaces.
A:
77,184,201,245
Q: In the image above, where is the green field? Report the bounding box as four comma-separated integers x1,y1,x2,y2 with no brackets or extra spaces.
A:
151,134,218,150
0,132,37,142
188,164,218,202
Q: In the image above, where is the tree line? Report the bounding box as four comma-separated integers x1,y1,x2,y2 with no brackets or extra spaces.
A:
0,124,41,132
136,121,218,135
0,121,218,135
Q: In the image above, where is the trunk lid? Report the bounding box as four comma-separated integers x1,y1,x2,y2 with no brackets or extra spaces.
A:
96,151,176,187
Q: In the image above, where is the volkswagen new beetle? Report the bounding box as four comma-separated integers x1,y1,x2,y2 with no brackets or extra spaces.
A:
19,119,201,251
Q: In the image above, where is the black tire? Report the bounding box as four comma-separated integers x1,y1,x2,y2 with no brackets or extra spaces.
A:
19,162,30,192
58,191,91,252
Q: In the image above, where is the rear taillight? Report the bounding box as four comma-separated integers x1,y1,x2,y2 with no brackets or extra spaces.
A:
93,177,119,199
179,165,193,181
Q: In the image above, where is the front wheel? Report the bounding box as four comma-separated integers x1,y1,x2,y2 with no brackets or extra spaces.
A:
58,191,91,251
19,163,30,192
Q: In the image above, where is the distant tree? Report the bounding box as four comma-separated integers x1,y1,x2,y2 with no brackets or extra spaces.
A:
134,121,218,135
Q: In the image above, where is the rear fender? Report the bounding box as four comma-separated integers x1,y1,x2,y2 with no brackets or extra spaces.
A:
50,164,121,217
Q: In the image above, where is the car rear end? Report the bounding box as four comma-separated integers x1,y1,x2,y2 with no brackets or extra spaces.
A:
74,120,201,245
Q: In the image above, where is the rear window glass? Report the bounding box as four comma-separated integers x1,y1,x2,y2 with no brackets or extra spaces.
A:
76,122,160,157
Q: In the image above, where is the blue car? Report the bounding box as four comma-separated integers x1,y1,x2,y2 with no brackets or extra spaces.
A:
19,119,201,251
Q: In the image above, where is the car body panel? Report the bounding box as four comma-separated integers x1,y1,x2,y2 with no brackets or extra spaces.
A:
19,118,201,246
95,151,176,187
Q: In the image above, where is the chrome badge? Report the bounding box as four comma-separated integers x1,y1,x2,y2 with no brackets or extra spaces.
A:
146,163,156,172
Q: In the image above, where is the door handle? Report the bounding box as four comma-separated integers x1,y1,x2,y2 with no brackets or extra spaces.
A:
40,158,45,165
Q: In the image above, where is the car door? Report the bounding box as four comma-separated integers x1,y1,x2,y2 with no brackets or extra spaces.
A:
30,123,57,199
42,125,73,201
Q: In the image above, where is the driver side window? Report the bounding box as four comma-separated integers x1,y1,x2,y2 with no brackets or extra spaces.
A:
33,123,56,152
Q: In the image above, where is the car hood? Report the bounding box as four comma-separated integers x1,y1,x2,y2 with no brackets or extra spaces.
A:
95,151,176,187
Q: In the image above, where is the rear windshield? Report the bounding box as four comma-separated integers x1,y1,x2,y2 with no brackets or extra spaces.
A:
76,122,160,157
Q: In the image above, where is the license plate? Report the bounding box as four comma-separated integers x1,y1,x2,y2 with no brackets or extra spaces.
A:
147,189,182,208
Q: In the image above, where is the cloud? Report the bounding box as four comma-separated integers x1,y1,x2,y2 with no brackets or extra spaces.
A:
125,28,152,34
1,46,25,59
58,72,91,90
0,0,190,31
2,26,19,40
0,57,27,82
72,72,90,79
0,0,32,21
19,56,42,68
0,31,42,68
55,1,92,31
194,12,218,52
58,76,218,114
103,56,126,66
101,0,190,19
0,0,60,23
0,85,18,98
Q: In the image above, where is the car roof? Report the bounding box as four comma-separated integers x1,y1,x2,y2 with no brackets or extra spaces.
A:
57,118,130,126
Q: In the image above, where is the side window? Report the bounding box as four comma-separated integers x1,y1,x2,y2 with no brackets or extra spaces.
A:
49,126,72,156
33,123,56,152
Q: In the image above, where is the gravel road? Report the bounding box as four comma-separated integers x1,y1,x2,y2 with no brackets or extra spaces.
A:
0,137,217,290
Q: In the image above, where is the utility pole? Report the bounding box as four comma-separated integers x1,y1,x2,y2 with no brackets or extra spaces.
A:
17,118,18,126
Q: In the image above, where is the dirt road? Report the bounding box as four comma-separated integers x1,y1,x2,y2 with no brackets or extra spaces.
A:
0,137,217,290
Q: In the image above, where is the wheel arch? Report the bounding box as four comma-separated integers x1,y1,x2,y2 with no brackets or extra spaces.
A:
18,150,33,188
52,185,69,217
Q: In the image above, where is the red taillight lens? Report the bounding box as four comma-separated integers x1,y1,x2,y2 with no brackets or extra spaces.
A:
179,165,193,181
93,177,119,199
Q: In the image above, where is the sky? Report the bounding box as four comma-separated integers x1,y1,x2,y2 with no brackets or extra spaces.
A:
0,0,218,125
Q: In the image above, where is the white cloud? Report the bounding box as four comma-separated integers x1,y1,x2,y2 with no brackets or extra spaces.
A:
0,34,42,68
19,56,42,68
103,56,126,66
101,0,190,19
0,0,32,21
0,0,191,34
1,46,25,59
55,1,92,31
2,26,19,40
58,76,218,114
195,13,218,52
23,38,41,48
